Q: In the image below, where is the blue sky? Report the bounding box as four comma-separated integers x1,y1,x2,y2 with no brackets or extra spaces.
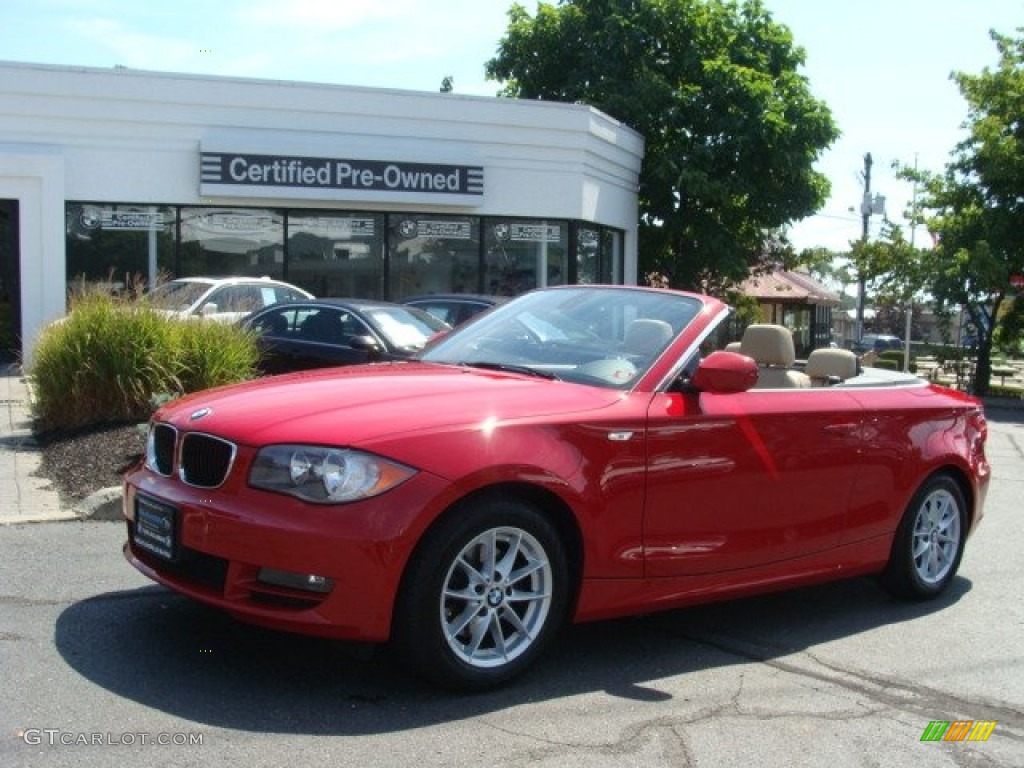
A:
2,0,1022,252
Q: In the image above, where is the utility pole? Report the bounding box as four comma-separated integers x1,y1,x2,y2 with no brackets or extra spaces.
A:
903,154,918,372
856,152,873,344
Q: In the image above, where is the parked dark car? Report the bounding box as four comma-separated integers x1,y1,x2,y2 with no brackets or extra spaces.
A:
401,293,506,326
242,298,449,374
855,334,904,354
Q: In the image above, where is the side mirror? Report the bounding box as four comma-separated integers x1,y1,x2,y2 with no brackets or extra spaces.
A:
199,303,219,316
690,351,758,394
348,334,383,360
348,334,381,351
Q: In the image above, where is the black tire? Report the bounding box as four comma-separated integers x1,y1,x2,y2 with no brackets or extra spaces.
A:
881,474,967,599
392,497,568,691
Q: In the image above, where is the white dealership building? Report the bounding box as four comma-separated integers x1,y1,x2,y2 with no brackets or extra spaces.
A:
0,61,644,362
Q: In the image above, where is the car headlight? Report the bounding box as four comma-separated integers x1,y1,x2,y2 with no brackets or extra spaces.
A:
249,445,416,504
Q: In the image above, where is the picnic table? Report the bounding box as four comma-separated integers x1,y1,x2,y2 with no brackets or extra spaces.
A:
991,365,1017,386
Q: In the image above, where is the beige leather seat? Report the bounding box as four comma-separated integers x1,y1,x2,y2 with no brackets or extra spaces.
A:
805,348,858,386
739,324,811,389
724,341,743,353
622,318,673,357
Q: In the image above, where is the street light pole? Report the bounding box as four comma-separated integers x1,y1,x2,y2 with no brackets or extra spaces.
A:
856,152,873,345
903,154,918,372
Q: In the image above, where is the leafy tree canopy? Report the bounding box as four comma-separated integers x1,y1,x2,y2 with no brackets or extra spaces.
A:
848,221,924,304
898,29,1024,392
486,0,839,291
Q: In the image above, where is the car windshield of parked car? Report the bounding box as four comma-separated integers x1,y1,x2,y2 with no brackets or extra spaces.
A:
144,280,211,311
365,306,450,350
419,287,702,388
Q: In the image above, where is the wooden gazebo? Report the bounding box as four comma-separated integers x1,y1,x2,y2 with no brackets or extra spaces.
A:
738,269,840,358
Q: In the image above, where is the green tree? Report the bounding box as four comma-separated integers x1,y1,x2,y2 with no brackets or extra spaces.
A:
848,222,926,306
486,0,838,292
848,221,959,364
792,245,855,295
903,30,1024,394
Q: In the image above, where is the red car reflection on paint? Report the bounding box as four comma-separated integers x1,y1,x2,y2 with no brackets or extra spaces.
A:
123,285,989,690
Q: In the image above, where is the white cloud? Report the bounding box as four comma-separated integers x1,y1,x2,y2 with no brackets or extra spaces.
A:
238,0,421,32
223,0,508,93
30,1,509,93
61,17,202,70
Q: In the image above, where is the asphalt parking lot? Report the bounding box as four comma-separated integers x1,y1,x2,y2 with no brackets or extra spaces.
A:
1,410,1022,768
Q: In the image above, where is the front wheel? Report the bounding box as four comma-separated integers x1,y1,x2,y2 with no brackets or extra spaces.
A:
882,474,967,599
392,498,569,691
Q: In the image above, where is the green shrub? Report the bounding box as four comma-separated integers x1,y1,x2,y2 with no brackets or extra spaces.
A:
877,349,917,373
987,384,1024,399
30,293,258,431
167,318,260,394
873,359,899,371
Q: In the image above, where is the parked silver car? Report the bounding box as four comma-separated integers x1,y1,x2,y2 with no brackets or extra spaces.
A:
144,276,313,323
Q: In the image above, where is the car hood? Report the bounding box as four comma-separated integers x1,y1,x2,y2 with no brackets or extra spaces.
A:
157,362,627,446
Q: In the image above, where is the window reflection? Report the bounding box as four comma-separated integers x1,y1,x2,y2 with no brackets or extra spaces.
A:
601,229,623,283
576,226,600,284
485,219,567,295
65,203,624,301
65,203,174,294
388,215,480,299
288,212,385,298
180,207,284,279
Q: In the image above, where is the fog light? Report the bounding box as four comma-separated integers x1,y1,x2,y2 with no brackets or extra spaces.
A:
257,567,335,594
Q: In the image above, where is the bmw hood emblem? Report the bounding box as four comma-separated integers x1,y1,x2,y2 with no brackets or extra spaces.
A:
190,407,213,421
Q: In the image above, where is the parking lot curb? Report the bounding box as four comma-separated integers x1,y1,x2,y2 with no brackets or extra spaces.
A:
981,395,1024,412
75,486,123,521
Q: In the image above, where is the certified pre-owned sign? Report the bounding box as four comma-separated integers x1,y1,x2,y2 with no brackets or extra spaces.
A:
200,152,484,199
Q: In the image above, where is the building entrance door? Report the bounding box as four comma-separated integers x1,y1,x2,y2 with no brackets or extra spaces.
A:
0,200,20,363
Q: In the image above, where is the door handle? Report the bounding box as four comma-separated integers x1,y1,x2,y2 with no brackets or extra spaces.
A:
823,422,859,436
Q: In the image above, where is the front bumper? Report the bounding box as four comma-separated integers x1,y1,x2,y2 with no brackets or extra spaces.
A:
122,462,452,642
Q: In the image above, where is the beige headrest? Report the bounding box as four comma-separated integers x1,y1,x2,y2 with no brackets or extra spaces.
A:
806,348,858,381
623,318,673,356
740,324,796,367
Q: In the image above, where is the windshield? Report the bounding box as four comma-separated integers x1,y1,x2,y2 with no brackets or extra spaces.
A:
420,287,703,388
366,306,450,350
144,281,211,311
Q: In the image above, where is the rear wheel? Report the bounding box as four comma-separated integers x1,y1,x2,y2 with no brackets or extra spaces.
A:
882,474,967,599
393,497,568,691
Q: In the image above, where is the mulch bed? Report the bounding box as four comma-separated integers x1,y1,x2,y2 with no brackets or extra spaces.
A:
35,422,147,504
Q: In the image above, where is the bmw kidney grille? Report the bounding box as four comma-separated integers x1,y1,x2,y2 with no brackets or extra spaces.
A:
179,433,237,488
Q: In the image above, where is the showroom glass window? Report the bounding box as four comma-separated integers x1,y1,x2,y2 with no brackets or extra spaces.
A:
65,203,175,295
288,211,386,298
388,214,480,299
576,226,600,284
179,207,284,280
484,219,567,295
601,228,623,283
576,225,623,284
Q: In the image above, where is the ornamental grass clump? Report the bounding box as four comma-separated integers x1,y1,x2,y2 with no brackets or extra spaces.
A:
30,292,259,431
167,316,261,394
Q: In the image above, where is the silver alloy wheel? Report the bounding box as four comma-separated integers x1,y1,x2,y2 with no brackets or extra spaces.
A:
440,525,554,668
911,487,962,585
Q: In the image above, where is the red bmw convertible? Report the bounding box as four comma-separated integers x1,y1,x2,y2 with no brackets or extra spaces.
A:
123,285,989,690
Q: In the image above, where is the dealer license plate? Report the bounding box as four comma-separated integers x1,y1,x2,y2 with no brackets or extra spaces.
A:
133,495,178,561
